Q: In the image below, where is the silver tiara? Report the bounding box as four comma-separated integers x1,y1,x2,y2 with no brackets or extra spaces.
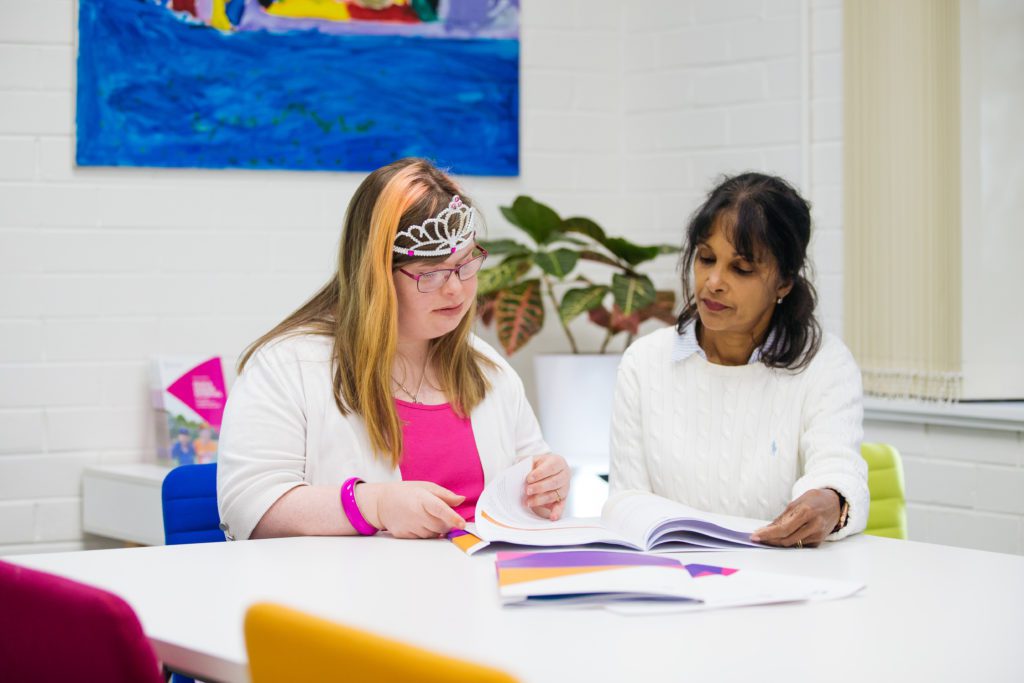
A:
393,195,478,257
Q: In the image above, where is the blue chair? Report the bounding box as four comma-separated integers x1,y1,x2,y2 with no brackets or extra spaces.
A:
161,463,225,546
161,463,224,683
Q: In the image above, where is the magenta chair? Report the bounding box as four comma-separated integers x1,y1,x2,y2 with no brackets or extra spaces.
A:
0,559,164,683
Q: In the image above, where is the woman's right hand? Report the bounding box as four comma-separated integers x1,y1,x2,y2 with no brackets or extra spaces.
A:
354,481,466,539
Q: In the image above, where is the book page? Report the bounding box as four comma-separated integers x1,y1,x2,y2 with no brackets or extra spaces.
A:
606,569,865,615
601,490,768,549
473,458,637,549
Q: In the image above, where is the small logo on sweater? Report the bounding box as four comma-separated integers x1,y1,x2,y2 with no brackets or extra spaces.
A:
770,440,778,457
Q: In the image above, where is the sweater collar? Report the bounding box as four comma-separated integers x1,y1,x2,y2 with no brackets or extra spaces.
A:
671,320,775,365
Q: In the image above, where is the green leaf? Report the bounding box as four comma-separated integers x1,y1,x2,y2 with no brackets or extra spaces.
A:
500,205,523,230
533,249,579,279
476,256,532,296
546,232,589,247
478,239,530,256
612,273,656,315
496,279,545,355
565,218,677,266
602,237,664,266
501,196,561,245
578,250,622,268
559,286,609,324
562,216,607,243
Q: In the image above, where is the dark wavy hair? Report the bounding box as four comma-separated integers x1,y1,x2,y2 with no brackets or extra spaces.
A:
676,172,821,371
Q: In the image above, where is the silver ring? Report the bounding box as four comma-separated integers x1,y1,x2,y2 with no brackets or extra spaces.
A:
796,539,803,549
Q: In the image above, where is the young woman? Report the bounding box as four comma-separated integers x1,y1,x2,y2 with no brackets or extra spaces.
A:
217,158,569,541
609,173,869,548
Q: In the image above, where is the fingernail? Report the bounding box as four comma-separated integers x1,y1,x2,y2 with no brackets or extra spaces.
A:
750,535,760,542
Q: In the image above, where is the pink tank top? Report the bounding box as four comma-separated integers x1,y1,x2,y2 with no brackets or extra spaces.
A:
395,399,485,522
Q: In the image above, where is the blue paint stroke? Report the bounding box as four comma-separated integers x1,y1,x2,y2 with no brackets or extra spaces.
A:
76,0,520,175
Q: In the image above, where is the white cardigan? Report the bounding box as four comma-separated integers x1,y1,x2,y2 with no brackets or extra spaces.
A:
217,333,550,541
609,325,869,540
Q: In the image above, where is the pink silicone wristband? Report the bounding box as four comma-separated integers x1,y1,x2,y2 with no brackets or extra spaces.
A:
340,477,378,536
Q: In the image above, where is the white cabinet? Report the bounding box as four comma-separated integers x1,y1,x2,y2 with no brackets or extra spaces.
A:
82,464,169,546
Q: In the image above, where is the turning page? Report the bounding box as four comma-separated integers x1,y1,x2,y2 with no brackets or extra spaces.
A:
468,458,639,553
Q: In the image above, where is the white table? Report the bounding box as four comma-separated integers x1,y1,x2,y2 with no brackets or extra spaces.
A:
8,535,1024,682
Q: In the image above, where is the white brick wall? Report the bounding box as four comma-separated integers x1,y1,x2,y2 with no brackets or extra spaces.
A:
865,419,1024,555
0,0,630,555
618,0,843,333
808,1,843,336
4,1,1015,557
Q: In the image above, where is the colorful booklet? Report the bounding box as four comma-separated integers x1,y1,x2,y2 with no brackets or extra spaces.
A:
495,549,864,612
152,356,228,467
450,458,769,555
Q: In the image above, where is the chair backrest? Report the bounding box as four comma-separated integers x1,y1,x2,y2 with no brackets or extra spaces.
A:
245,602,518,683
162,462,225,545
0,560,164,683
861,442,908,539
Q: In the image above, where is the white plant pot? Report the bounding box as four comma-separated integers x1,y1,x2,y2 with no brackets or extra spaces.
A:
534,353,622,475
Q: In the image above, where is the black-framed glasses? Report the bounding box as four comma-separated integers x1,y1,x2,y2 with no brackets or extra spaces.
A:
397,246,489,293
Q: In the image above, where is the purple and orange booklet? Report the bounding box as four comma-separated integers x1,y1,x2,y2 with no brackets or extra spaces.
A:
493,549,863,612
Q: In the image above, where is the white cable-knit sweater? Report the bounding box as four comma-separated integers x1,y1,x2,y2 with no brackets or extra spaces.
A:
609,325,868,540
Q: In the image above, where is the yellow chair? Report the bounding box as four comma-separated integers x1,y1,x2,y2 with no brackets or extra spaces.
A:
244,602,518,683
861,442,908,539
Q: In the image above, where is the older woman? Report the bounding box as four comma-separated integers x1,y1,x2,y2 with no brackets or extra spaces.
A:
609,173,868,547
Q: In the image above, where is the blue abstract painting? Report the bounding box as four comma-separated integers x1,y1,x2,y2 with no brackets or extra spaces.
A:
76,0,520,175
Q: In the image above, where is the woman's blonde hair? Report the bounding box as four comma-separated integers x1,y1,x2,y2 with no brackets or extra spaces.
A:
238,158,495,466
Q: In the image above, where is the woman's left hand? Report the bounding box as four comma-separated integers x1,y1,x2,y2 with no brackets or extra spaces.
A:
525,454,571,521
750,488,841,548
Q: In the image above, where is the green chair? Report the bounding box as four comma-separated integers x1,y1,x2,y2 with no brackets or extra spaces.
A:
861,442,908,539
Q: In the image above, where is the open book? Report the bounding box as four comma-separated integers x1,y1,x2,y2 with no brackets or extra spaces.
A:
451,458,770,555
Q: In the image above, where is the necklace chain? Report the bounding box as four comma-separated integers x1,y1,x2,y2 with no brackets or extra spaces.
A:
393,375,425,403
393,352,429,404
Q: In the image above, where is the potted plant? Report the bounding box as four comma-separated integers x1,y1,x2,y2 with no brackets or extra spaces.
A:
476,196,680,473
